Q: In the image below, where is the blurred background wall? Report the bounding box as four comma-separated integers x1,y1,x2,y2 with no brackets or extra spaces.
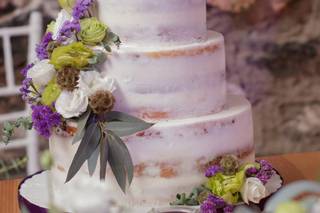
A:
0,0,319,178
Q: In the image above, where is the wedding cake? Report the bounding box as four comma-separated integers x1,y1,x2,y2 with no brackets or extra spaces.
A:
49,0,255,209
8,0,258,211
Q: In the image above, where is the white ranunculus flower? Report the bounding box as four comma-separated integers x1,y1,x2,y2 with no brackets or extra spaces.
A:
27,60,56,86
52,9,72,40
241,177,267,204
55,89,89,119
78,71,116,96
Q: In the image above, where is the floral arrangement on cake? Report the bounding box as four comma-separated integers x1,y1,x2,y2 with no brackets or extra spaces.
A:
1,0,153,192
170,155,282,212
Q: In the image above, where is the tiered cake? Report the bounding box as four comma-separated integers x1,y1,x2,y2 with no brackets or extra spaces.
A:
50,0,254,209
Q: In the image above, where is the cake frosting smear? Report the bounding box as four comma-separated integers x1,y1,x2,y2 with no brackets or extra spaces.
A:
49,0,255,211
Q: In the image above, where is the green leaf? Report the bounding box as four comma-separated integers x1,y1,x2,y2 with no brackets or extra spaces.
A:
103,44,112,52
99,136,109,179
87,145,100,176
1,117,33,145
107,130,134,193
106,121,154,137
104,30,121,48
66,122,101,183
72,110,92,144
105,111,147,123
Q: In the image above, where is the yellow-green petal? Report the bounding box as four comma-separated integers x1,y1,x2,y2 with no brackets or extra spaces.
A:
50,42,95,70
46,21,56,33
79,18,107,45
41,78,61,106
58,0,76,13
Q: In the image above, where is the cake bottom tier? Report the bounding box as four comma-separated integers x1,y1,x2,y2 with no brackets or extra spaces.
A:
49,95,254,210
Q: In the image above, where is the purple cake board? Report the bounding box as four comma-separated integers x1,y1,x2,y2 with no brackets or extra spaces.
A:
18,171,50,213
17,169,284,213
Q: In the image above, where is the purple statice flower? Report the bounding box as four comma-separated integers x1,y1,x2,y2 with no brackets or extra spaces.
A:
205,165,223,178
72,0,94,19
20,63,34,77
57,19,81,42
207,195,226,209
20,78,32,102
200,194,233,213
255,160,275,184
31,105,61,138
223,205,234,213
36,32,53,60
200,200,216,213
246,167,259,177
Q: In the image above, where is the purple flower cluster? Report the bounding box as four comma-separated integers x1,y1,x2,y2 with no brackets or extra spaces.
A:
200,195,234,213
31,105,61,138
72,0,95,19
57,20,81,42
205,165,223,178
20,78,32,103
36,32,53,60
246,160,275,184
20,63,34,77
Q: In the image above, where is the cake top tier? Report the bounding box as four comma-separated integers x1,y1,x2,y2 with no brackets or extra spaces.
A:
98,0,207,45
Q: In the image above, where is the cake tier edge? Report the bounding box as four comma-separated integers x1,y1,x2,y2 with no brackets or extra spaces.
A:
49,95,254,207
104,31,226,121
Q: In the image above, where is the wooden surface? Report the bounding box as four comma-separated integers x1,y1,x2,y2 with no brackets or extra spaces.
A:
0,151,320,213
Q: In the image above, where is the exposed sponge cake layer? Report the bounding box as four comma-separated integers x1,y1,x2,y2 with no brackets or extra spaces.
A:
103,31,226,121
98,0,207,45
50,95,254,207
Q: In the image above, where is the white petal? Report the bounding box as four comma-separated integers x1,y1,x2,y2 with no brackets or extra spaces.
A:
27,60,56,86
52,9,72,40
265,173,283,196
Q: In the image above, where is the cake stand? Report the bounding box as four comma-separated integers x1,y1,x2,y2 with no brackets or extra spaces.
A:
18,170,283,213
18,171,50,213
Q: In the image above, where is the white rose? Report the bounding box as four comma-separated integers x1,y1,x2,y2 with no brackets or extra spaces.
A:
27,60,56,86
52,9,72,40
79,71,116,96
241,177,267,204
55,89,88,119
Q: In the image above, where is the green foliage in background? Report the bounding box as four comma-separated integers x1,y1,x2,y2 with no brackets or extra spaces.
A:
1,117,33,145
0,157,27,179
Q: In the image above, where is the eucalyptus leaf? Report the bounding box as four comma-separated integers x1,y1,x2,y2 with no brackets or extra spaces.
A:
105,111,152,123
72,110,91,144
87,145,100,176
107,130,134,193
66,122,101,183
99,136,109,180
106,121,154,137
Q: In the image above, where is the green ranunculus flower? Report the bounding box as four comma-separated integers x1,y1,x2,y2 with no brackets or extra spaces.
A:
58,0,76,13
206,170,245,204
41,78,61,106
79,18,108,45
50,42,95,69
